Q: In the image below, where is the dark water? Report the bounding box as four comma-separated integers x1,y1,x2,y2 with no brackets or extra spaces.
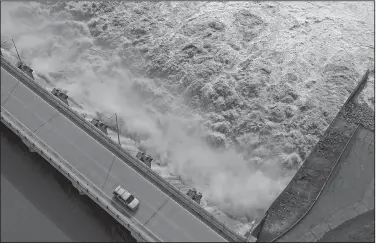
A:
0,122,136,242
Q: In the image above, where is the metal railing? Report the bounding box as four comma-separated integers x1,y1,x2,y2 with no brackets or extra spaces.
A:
1,56,246,242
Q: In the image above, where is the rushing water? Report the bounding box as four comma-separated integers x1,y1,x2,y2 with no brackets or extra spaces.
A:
1,1,373,236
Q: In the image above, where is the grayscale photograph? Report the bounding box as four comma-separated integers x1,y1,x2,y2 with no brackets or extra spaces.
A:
1,1,374,242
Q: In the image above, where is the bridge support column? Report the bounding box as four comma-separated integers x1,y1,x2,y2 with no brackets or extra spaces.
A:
21,137,37,153
71,181,86,196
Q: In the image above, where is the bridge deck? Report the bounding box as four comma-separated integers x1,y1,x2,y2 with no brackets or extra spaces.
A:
1,57,243,242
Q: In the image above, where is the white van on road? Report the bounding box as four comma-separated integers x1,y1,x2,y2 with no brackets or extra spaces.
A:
113,185,140,210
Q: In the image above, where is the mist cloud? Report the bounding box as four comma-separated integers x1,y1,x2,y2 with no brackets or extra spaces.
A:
1,1,290,224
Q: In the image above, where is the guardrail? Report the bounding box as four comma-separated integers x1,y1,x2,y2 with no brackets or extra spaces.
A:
1,108,157,243
1,56,246,242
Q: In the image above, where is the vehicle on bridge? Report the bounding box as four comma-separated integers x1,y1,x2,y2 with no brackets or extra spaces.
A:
12,39,34,80
51,88,69,105
16,61,34,80
113,185,140,210
186,188,202,204
136,151,153,168
90,118,109,135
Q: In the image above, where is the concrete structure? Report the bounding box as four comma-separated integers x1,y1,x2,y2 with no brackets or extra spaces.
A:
1,55,245,242
253,70,374,242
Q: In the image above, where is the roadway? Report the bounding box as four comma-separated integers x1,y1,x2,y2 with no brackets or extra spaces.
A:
1,64,228,242
1,122,134,242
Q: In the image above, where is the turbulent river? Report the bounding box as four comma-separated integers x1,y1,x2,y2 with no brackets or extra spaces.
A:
1,1,374,236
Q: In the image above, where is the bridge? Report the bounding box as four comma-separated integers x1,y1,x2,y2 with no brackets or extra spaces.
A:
1,121,136,242
251,70,375,242
0,55,247,242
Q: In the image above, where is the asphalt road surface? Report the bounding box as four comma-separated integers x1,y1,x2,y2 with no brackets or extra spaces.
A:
1,122,135,242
